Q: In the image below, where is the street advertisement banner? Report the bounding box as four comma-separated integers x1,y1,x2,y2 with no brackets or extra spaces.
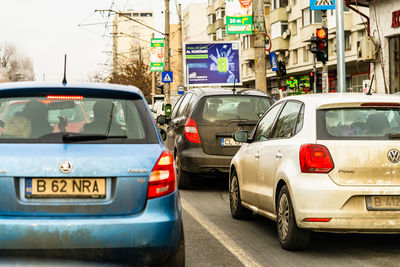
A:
184,41,241,86
150,38,164,72
226,0,253,34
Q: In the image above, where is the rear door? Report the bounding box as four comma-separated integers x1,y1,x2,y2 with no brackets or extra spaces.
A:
194,95,273,156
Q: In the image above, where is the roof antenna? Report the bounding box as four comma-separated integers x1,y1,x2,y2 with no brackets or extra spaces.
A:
366,74,374,95
62,54,67,85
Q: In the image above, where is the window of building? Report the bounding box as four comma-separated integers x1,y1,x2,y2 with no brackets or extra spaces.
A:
140,13,152,17
390,37,400,93
351,74,368,92
345,32,351,51
302,9,311,27
303,47,309,62
209,33,216,41
272,0,288,10
208,14,216,25
271,21,288,39
293,49,298,65
208,0,213,5
264,5,270,16
292,20,297,35
216,28,226,40
216,8,225,20
313,10,322,23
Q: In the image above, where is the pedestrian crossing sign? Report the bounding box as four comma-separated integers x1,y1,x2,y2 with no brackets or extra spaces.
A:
162,71,173,83
310,0,336,10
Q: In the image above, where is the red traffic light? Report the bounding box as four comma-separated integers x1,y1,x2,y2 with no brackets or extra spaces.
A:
317,41,326,50
316,28,327,39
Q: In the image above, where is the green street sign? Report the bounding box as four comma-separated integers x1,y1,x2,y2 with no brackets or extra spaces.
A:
225,0,253,35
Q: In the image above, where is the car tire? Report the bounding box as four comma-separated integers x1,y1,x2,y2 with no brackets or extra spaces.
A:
175,153,192,189
160,226,185,267
229,171,252,220
276,185,310,250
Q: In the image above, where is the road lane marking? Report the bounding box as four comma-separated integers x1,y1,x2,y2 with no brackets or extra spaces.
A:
181,198,264,267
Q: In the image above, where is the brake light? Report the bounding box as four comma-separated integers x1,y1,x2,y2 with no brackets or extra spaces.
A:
299,144,334,173
47,95,84,100
184,118,201,144
148,150,176,199
303,218,331,222
360,102,400,107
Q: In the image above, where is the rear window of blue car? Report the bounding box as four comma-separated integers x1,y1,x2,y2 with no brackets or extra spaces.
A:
0,95,158,144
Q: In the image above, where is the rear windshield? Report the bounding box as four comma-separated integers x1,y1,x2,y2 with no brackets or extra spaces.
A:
317,108,400,140
0,96,157,143
201,95,272,122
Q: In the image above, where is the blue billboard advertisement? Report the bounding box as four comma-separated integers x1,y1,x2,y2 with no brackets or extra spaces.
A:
184,41,242,86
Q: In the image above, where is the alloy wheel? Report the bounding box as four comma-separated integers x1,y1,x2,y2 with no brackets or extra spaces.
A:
230,176,239,212
278,193,290,241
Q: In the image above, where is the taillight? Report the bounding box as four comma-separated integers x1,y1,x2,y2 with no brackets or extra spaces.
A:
299,144,334,173
184,117,201,144
148,151,176,199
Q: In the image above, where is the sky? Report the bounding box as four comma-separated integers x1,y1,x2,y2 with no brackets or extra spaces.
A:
0,0,206,83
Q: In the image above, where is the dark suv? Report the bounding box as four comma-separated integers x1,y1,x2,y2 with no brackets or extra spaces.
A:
160,88,274,188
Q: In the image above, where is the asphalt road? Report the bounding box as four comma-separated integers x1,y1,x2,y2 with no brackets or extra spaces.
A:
181,176,400,267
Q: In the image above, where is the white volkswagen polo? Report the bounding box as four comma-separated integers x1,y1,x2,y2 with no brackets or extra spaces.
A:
230,93,400,250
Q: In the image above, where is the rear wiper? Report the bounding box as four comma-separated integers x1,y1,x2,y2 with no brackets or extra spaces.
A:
387,133,400,139
37,133,127,142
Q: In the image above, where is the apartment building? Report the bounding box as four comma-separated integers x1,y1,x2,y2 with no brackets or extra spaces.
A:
206,0,239,41
183,3,209,42
112,11,155,72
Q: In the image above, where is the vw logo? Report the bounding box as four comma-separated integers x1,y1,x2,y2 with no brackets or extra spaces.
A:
387,149,400,164
59,160,72,173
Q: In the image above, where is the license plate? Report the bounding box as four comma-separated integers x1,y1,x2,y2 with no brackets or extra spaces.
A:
25,178,106,198
221,137,241,147
366,196,400,210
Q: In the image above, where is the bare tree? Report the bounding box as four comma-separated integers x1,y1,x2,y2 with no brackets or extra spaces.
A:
0,42,35,82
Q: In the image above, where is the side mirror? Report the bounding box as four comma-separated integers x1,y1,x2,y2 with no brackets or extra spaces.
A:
157,115,167,125
233,130,249,143
159,128,167,141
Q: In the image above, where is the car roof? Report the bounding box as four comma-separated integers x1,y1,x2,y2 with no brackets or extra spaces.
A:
282,93,400,108
187,87,270,97
0,82,143,96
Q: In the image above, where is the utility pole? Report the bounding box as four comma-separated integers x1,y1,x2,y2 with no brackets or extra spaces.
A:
178,3,183,90
164,0,171,104
336,0,346,92
151,33,156,105
253,0,268,93
321,10,329,93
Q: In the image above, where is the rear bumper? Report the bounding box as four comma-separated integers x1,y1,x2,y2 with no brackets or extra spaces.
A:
180,147,233,174
290,173,400,232
0,192,182,264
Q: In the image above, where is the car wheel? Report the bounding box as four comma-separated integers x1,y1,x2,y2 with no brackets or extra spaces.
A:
229,171,252,219
277,185,310,250
175,153,192,189
159,226,185,267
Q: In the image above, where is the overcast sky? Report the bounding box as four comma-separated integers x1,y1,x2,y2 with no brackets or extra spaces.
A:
0,0,206,83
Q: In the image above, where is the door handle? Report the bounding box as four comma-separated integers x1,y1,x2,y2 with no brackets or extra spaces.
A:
276,152,282,159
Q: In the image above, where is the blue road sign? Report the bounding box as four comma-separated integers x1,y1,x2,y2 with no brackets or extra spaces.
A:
269,52,278,72
162,71,173,83
310,0,336,10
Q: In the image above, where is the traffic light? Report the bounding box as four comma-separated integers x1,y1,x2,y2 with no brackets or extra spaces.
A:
309,71,315,92
316,71,322,93
311,28,328,64
278,61,286,77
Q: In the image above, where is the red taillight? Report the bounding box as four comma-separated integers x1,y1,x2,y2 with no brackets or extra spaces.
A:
360,102,400,107
47,95,84,100
147,150,176,199
184,118,201,144
299,144,334,173
303,218,331,222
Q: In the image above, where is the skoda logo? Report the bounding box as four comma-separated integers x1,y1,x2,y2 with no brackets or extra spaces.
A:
388,149,400,164
59,160,72,173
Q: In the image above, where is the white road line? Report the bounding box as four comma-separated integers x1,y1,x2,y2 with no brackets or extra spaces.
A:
181,198,263,267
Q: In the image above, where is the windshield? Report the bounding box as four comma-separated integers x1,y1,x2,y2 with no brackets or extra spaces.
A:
201,95,272,122
317,108,400,140
0,96,157,143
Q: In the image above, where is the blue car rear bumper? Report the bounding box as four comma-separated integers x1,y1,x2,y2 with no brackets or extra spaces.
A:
0,192,182,263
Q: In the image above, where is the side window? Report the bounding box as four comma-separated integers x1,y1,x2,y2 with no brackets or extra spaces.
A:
294,104,305,135
272,101,303,138
171,95,185,119
176,93,192,117
254,102,283,141
185,94,198,115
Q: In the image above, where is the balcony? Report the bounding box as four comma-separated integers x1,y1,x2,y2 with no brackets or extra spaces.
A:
215,18,225,30
207,24,216,35
224,34,239,41
213,0,225,10
269,7,288,24
206,5,215,15
242,48,255,62
271,37,289,52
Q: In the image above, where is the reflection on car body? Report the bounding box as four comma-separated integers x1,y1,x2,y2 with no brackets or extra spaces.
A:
230,93,400,250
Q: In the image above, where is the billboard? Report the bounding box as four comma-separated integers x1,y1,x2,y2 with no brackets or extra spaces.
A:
226,0,253,34
150,38,164,72
184,41,241,86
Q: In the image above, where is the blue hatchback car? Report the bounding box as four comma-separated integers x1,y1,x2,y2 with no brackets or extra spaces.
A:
0,82,184,266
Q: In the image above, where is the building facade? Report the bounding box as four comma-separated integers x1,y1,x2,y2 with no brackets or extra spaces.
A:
183,3,209,42
112,11,155,71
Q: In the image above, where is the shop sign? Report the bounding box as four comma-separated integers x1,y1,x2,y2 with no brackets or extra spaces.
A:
226,0,253,34
393,10,400,28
